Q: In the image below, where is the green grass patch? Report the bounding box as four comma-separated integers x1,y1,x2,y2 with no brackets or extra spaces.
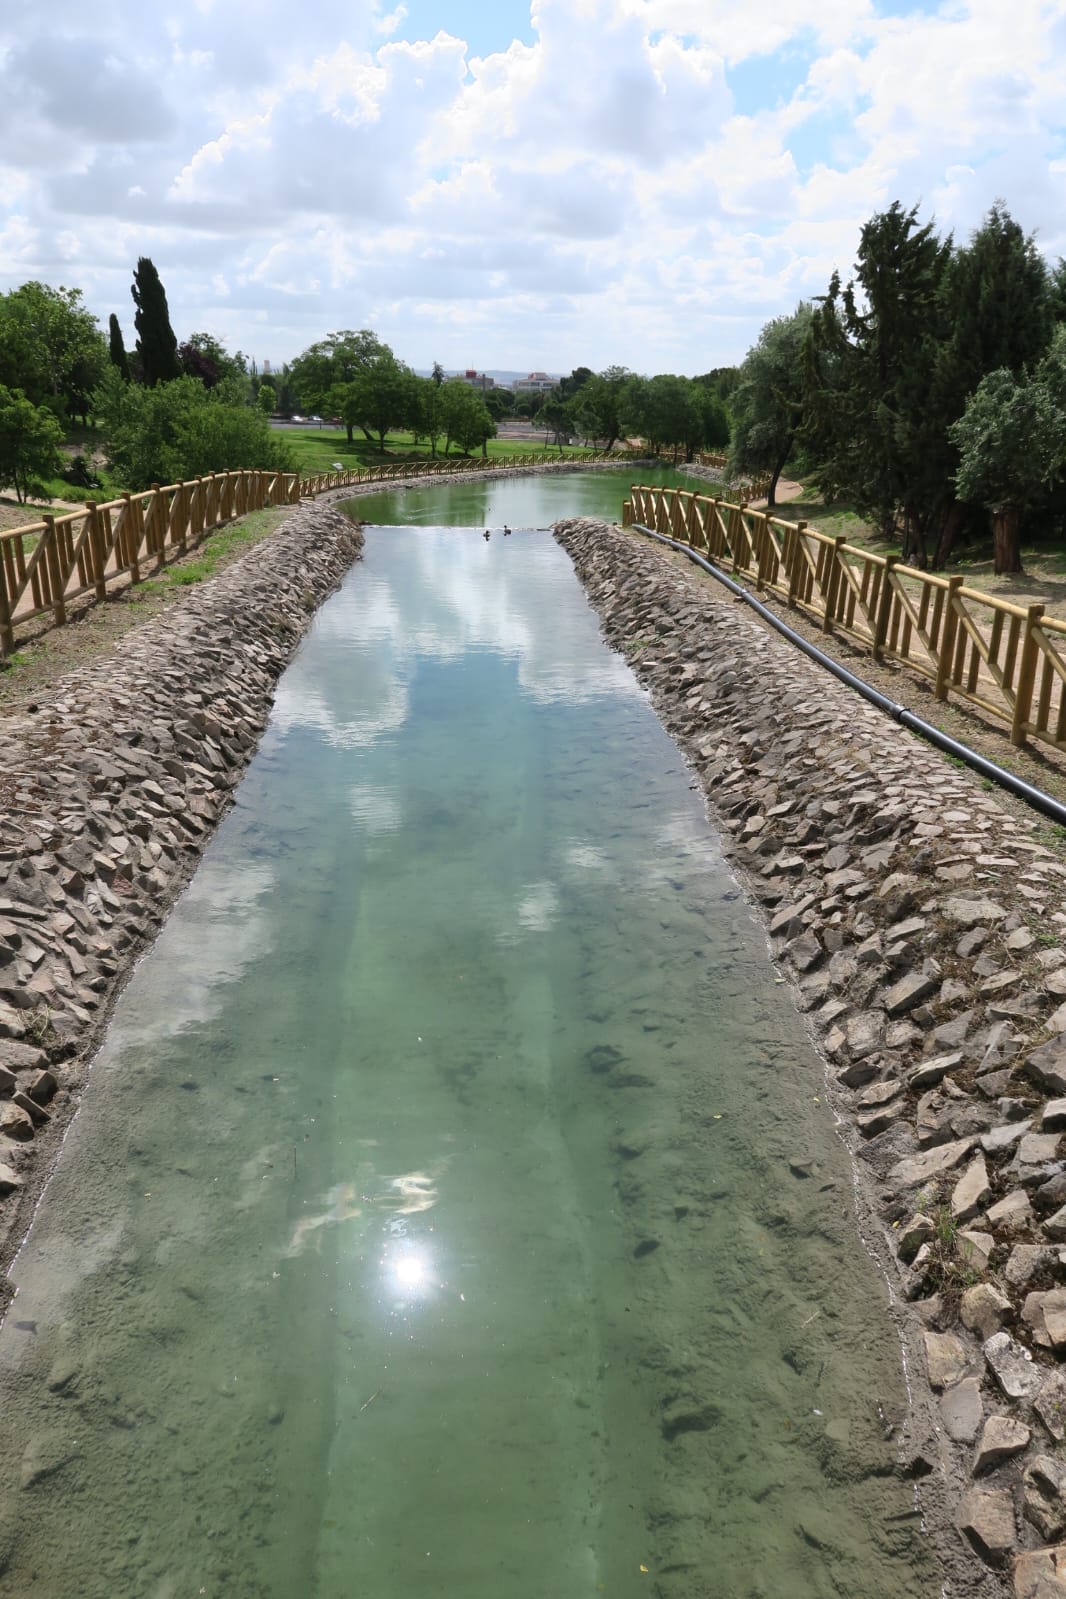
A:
273,425,601,477
133,506,291,595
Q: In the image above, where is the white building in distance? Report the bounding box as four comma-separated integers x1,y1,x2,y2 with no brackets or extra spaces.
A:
512,371,557,393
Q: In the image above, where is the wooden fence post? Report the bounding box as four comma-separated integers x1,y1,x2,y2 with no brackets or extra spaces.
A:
1011,603,1045,747
934,575,964,701
728,503,744,572
0,551,14,656
123,494,141,586
149,484,167,570
872,556,897,661
43,516,66,625
786,520,807,606
821,535,846,633
87,503,107,600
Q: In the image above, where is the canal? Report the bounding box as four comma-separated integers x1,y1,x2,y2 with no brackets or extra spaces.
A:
0,484,935,1597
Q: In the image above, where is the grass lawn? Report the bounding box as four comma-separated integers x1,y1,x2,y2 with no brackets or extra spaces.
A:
273,425,598,476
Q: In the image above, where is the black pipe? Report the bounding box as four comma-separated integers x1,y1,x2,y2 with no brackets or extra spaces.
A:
632,522,1066,830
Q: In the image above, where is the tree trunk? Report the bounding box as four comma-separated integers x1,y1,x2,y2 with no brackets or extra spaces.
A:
345,422,354,444
992,506,1023,575
766,437,792,511
901,510,927,569
931,499,966,570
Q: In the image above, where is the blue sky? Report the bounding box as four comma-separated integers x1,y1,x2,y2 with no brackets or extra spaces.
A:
0,0,1064,376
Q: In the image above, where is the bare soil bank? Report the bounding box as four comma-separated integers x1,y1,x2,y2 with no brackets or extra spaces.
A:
554,516,1066,1599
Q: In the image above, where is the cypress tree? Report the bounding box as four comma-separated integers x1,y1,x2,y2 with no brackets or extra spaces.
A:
803,203,952,564
108,313,130,381
131,258,180,387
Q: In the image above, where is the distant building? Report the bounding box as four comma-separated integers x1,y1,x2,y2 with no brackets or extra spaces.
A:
262,359,272,376
457,369,496,391
512,371,557,393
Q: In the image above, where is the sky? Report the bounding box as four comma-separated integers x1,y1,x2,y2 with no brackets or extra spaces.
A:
1,0,1065,377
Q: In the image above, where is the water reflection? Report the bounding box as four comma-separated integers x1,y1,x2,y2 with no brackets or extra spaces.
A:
272,531,640,755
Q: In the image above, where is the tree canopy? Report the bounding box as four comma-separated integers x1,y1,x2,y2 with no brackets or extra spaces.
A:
0,384,64,502
729,306,812,507
0,282,107,425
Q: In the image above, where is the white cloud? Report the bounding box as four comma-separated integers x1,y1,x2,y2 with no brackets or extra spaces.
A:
0,0,1063,371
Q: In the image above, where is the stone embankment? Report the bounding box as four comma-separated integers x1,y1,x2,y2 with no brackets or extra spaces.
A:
555,516,1066,1598
0,501,363,1268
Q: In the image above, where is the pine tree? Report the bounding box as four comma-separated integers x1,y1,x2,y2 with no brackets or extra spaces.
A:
108,313,130,381
131,258,180,387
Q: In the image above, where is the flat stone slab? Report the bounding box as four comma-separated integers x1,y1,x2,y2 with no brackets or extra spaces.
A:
982,1121,1031,1155
974,1414,1030,1474
1027,1038,1066,1097
988,1189,1034,1230
1020,1132,1063,1166
884,970,939,1017
957,1485,1016,1567
985,1331,1044,1401
1034,1371,1066,1443
925,1330,970,1390
961,1283,1012,1341
1014,1545,1066,1598
908,1051,963,1090
941,1376,984,1443
886,1136,975,1192
952,1153,990,1222
943,897,1008,926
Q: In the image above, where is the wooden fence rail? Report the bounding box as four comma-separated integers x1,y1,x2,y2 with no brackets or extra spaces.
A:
0,451,619,655
623,483,1066,755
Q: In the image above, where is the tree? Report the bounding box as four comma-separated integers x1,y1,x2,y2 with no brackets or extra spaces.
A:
108,314,131,382
93,368,290,490
410,375,444,455
803,202,952,563
131,258,180,387
257,383,276,415
927,203,1053,565
558,366,593,400
539,395,573,449
570,366,631,451
438,380,495,455
951,328,1066,574
289,329,385,438
0,282,107,425
484,388,514,422
0,385,64,502
345,349,419,451
619,374,710,459
729,305,813,507
179,332,250,392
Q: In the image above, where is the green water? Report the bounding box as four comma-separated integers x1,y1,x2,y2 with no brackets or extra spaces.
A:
346,461,692,530
0,522,935,1599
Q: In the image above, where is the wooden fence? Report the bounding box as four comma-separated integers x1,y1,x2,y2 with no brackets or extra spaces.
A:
624,483,1066,754
688,452,772,502
0,451,616,655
